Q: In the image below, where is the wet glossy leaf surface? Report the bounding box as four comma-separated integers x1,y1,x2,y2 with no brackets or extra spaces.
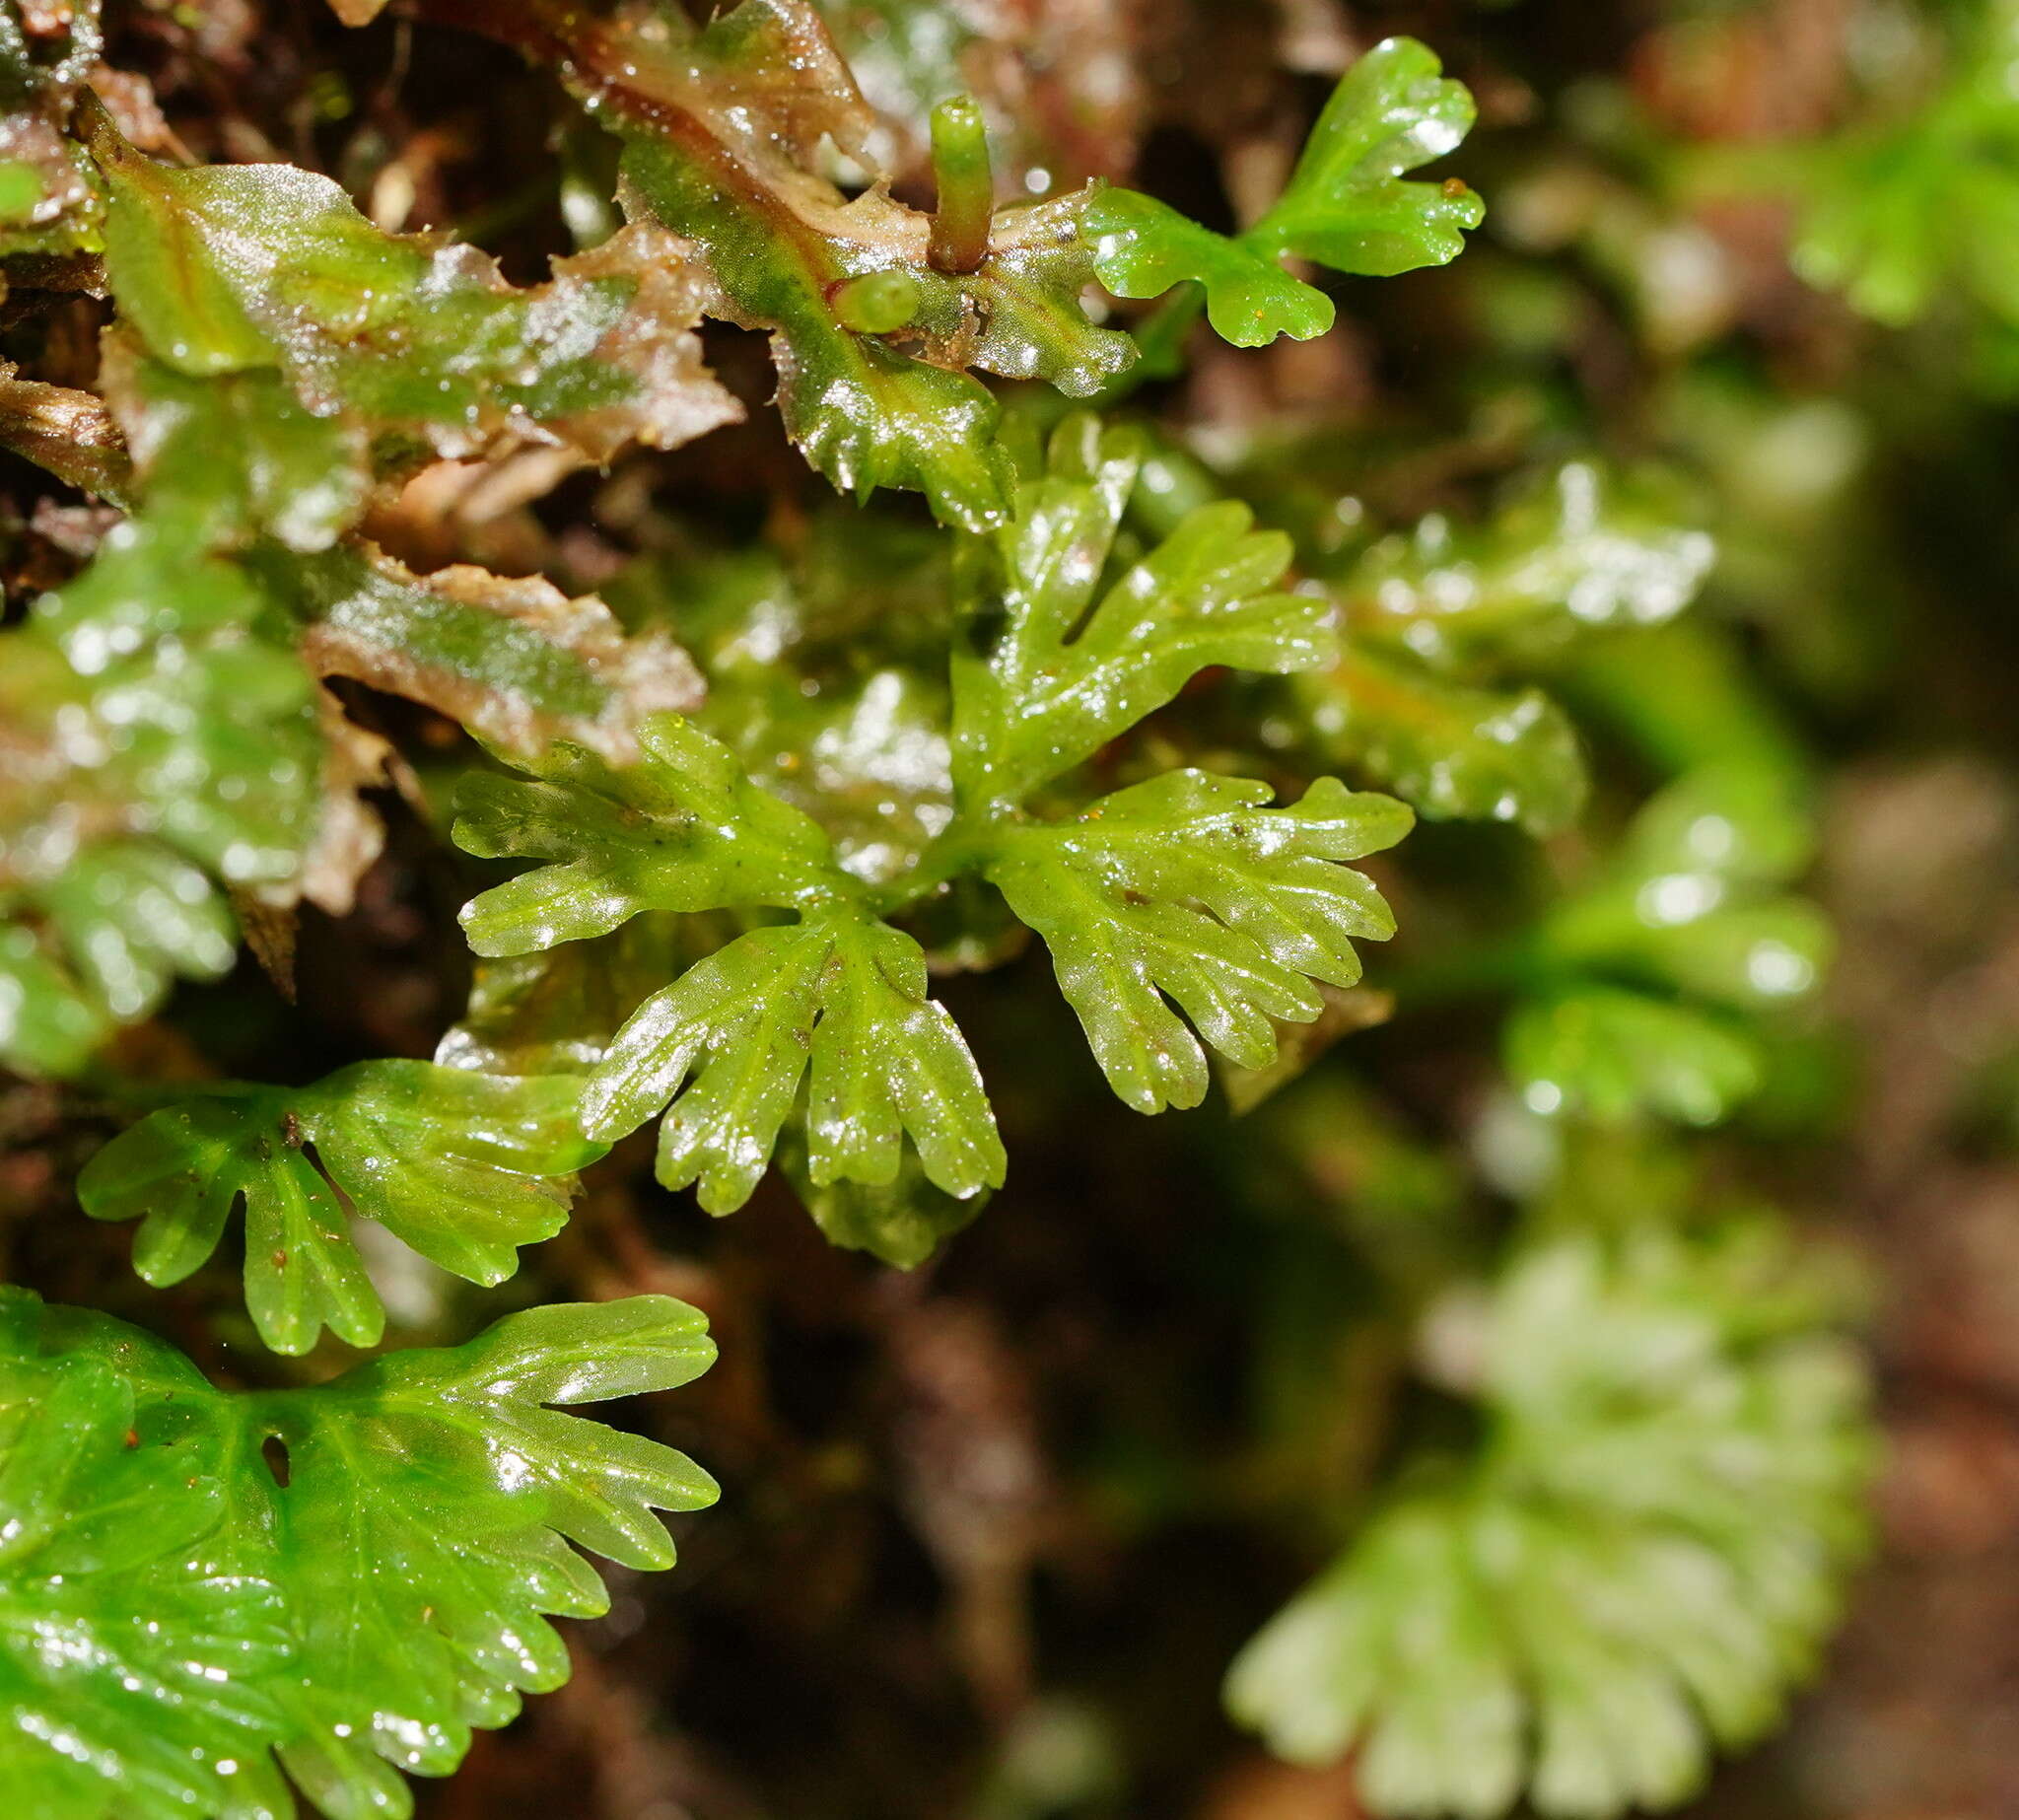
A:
1088,37,1483,348
517,0,1135,527
988,772,1410,1113
1248,37,1485,278
0,5,1912,1812
0,507,325,1074
103,332,364,553
605,514,958,888
1505,988,1763,1129
79,1063,608,1355
1500,767,1831,1127
257,1296,716,1811
1337,464,1717,669
454,711,1001,1215
950,414,1332,813
1084,188,1335,348
287,541,705,764
1538,767,1834,1014
93,111,736,480
1300,644,1590,837
453,712,853,959
0,1285,714,1819
0,1295,291,1820
586,907,1003,1213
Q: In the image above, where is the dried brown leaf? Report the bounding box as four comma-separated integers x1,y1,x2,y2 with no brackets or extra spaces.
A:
289,690,393,919
543,223,745,463
0,363,130,500
296,542,706,763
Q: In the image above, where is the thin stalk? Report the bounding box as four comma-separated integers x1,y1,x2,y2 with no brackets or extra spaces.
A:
928,96,993,275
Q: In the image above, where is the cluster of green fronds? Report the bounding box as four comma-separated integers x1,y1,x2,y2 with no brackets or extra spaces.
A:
1787,0,2019,332
0,1,1887,1816
1585,0,2019,356
1229,1222,1871,1819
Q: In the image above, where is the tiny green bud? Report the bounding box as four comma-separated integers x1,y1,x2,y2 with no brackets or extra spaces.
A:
831,268,922,335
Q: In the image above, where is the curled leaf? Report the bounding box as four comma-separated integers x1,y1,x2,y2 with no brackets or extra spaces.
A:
88,107,739,495
0,363,128,501
290,541,705,764
414,0,1134,527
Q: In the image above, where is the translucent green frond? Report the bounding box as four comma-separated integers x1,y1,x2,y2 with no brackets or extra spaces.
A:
1303,645,1590,837
0,515,325,1075
777,1128,992,1268
1338,464,1717,669
0,1307,292,1820
1505,989,1763,1128
950,414,1332,812
255,1297,716,1811
1249,36,1486,276
453,712,850,957
987,771,1411,1113
1792,4,2019,329
454,712,1001,1217
1226,1226,1875,1820
1083,189,1336,349
79,1063,607,1355
1507,766,1830,1127
584,908,1004,1214
0,1286,716,1819
1088,37,1484,348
